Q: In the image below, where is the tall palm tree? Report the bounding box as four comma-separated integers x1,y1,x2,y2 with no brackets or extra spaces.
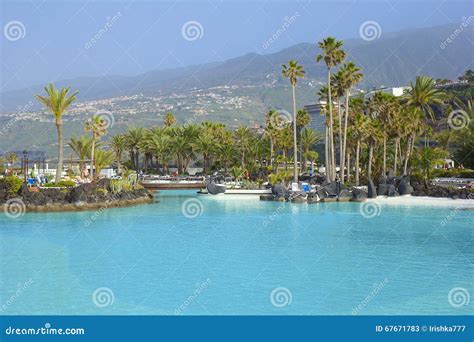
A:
35,83,78,182
404,76,446,147
318,85,331,179
69,135,93,178
339,62,363,182
296,108,311,167
234,126,252,170
316,37,346,182
85,115,108,178
111,134,126,175
265,110,279,168
125,128,144,171
282,60,305,183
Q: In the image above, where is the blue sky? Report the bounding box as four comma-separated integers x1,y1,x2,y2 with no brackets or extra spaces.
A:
0,0,472,91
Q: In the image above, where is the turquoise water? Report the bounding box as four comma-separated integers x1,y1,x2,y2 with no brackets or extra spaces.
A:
0,191,472,315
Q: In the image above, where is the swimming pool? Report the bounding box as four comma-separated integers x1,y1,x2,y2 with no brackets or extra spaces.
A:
0,191,472,315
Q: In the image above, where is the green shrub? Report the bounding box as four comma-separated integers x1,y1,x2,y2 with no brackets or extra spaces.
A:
42,180,77,188
111,179,133,193
96,188,108,195
0,176,23,195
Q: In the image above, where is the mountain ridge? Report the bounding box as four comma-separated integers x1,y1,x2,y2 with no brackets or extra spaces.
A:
1,23,472,112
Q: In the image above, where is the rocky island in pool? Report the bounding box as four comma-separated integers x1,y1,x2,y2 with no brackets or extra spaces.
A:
0,178,153,213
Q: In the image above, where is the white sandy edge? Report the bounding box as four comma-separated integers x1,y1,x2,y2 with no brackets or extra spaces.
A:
368,195,474,209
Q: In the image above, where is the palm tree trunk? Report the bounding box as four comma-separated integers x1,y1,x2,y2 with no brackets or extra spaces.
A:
337,97,343,181
55,120,64,183
341,91,350,183
327,69,335,182
382,136,387,177
355,140,360,186
325,126,329,180
270,139,274,168
346,151,351,183
403,135,414,175
90,138,95,179
393,137,399,176
368,142,374,179
292,84,298,183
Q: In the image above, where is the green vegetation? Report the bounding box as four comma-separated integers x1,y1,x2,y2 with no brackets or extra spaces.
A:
22,40,472,186
0,176,23,195
35,83,78,183
42,180,77,188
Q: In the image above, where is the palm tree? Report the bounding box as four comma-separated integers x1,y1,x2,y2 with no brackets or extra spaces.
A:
265,110,279,168
317,37,346,182
164,112,176,127
234,126,252,169
300,128,321,172
217,144,236,174
5,152,18,173
148,129,172,174
69,135,93,178
192,133,216,174
339,62,362,182
296,109,311,167
111,134,126,175
85,115,109,179
35,83,78,182
405,76,446,147
282,60,305,183
125,128,144,171
94,149,115,177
